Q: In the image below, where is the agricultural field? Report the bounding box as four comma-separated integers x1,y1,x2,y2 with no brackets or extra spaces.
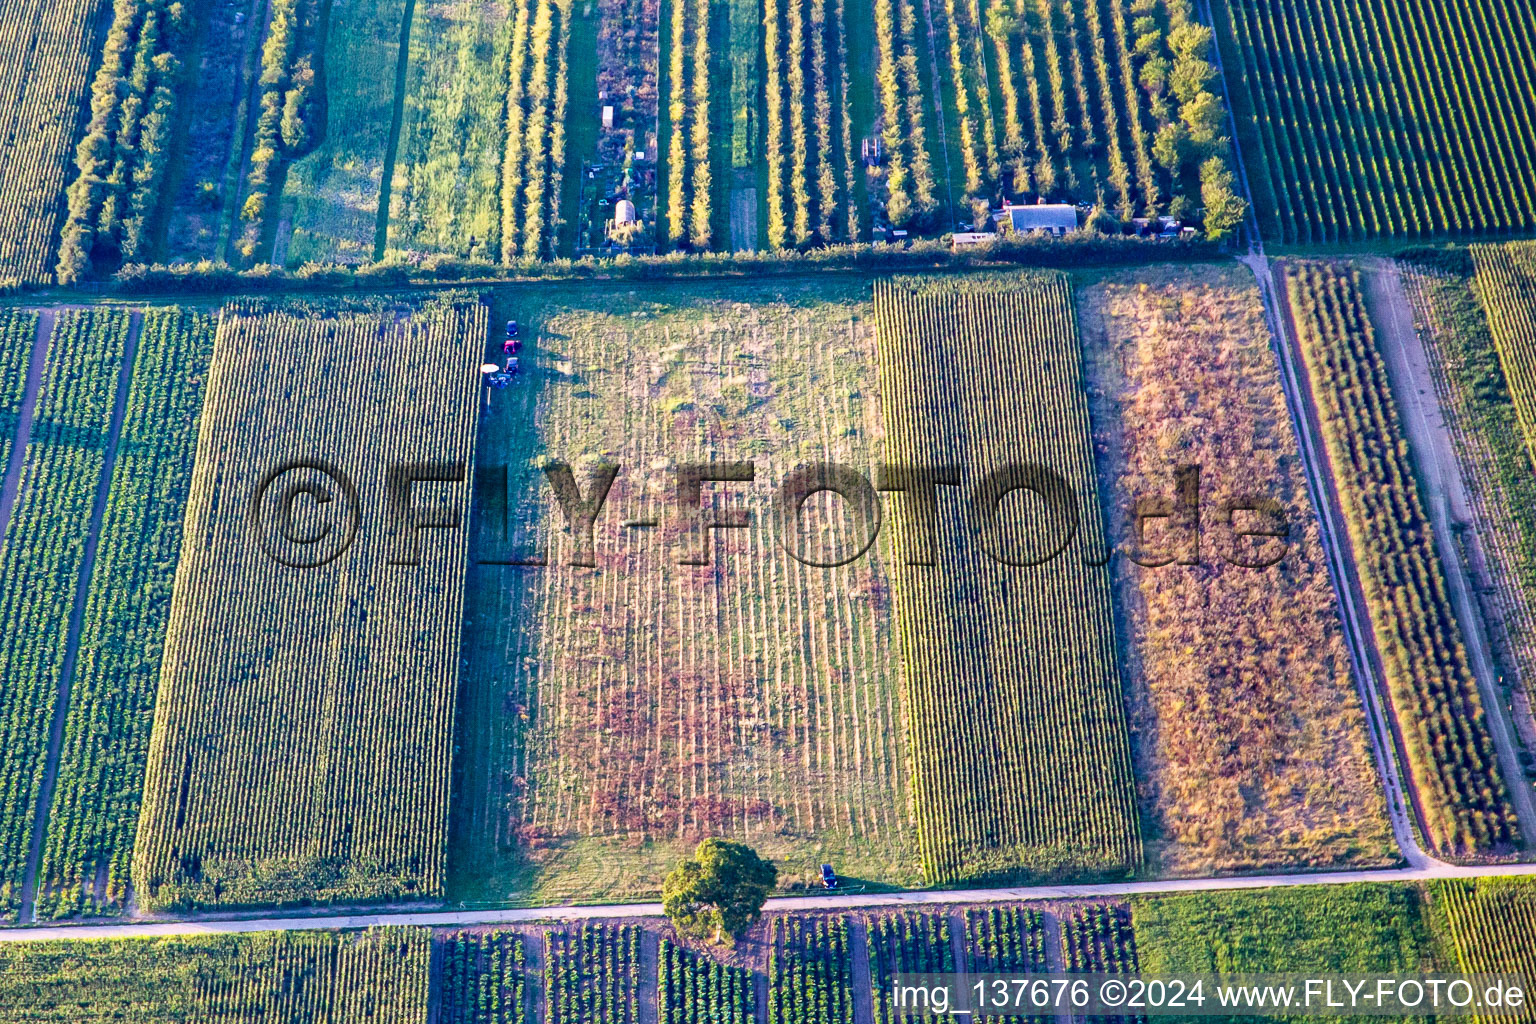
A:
873,272,1141,884
132,293,485,910
1286,261,1519,857
276,0,409,264
385,0,517,261
767,915,856,1024
0,0,102,285
434,929,533,1024
545,923,642,1024
33,308,217,918
1133,883,1441,978
0,309,132,917
1401,247,1536,800
867,912,957,1024
659,937,754,1024
0,310,40,481
1214,0,1536,245
1434,876,1536,985
0,927,431,1022
1079,265,1394,873
454,278,914,902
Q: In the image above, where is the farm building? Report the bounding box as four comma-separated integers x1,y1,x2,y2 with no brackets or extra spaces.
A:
998,202,1078,236
951,232,994,249
614,199,637,225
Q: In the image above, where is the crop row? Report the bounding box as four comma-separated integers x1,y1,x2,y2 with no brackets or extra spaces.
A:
1218,0,1536,244
872,0,940,229
546,924,642,1024
501,0,575,259
436,930,531,1024
131,294,486,910
33,309,216,919
967,906,1049,1024
662,0,711,248
1063,904,1142,1024
0,0,101,284
764,0,859,244
659,937,754,1024
56,0,193,282
0,310,39,482
1435,877,1536,982
1471,243,1536,469
873,273,1141,883
1289,262,1517,854
867,913,954,1024
0,309,131,918
0,926,430,1021
767,915,855,1024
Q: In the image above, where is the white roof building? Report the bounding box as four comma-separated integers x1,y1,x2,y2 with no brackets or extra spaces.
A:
614,199,637,225
1003,202,1078,236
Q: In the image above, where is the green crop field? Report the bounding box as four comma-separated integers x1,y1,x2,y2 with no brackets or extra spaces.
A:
132,294,485,911
0,927,430,1022
1288,262,1519,857
1215,0,1536,245
387,0,516,261
281,0,412,264
1435,877,1536,989
0,310,132,917
34,309,216,919
874,272,1141,884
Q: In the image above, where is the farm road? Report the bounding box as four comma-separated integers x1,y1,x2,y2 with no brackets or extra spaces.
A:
4,860,1535,942
1362,259,1536,845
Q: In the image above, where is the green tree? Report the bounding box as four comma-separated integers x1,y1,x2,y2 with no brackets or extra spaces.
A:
662,840,778,945
1199,157,1246,241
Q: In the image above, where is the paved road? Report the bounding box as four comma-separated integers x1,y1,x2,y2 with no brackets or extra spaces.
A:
5,861,1535,942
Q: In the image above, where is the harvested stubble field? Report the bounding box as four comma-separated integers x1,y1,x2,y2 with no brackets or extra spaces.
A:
1078,265,1393,874
456,278,915,901
873,272,1141,885
133,293,485,911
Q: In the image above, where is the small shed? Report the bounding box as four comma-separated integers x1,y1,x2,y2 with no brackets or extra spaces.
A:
602,105,615,129
1003,202,1078,236
951,232,994,249
614,199,637,225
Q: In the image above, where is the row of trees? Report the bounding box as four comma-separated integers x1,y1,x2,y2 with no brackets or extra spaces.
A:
236,0,321,260
763,0,860,243
502,0,575,259
1290,262,1518,855
56,0,190,283
873,0,939,229
663,0,711,248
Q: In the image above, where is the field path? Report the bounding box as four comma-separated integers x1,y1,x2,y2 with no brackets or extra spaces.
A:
0,310,54,541
1362,259,1536,845
16,311,144,924
4,860,1535,941
1242,252,1436,869
1040,910,1072,1023
848,918,875,1024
